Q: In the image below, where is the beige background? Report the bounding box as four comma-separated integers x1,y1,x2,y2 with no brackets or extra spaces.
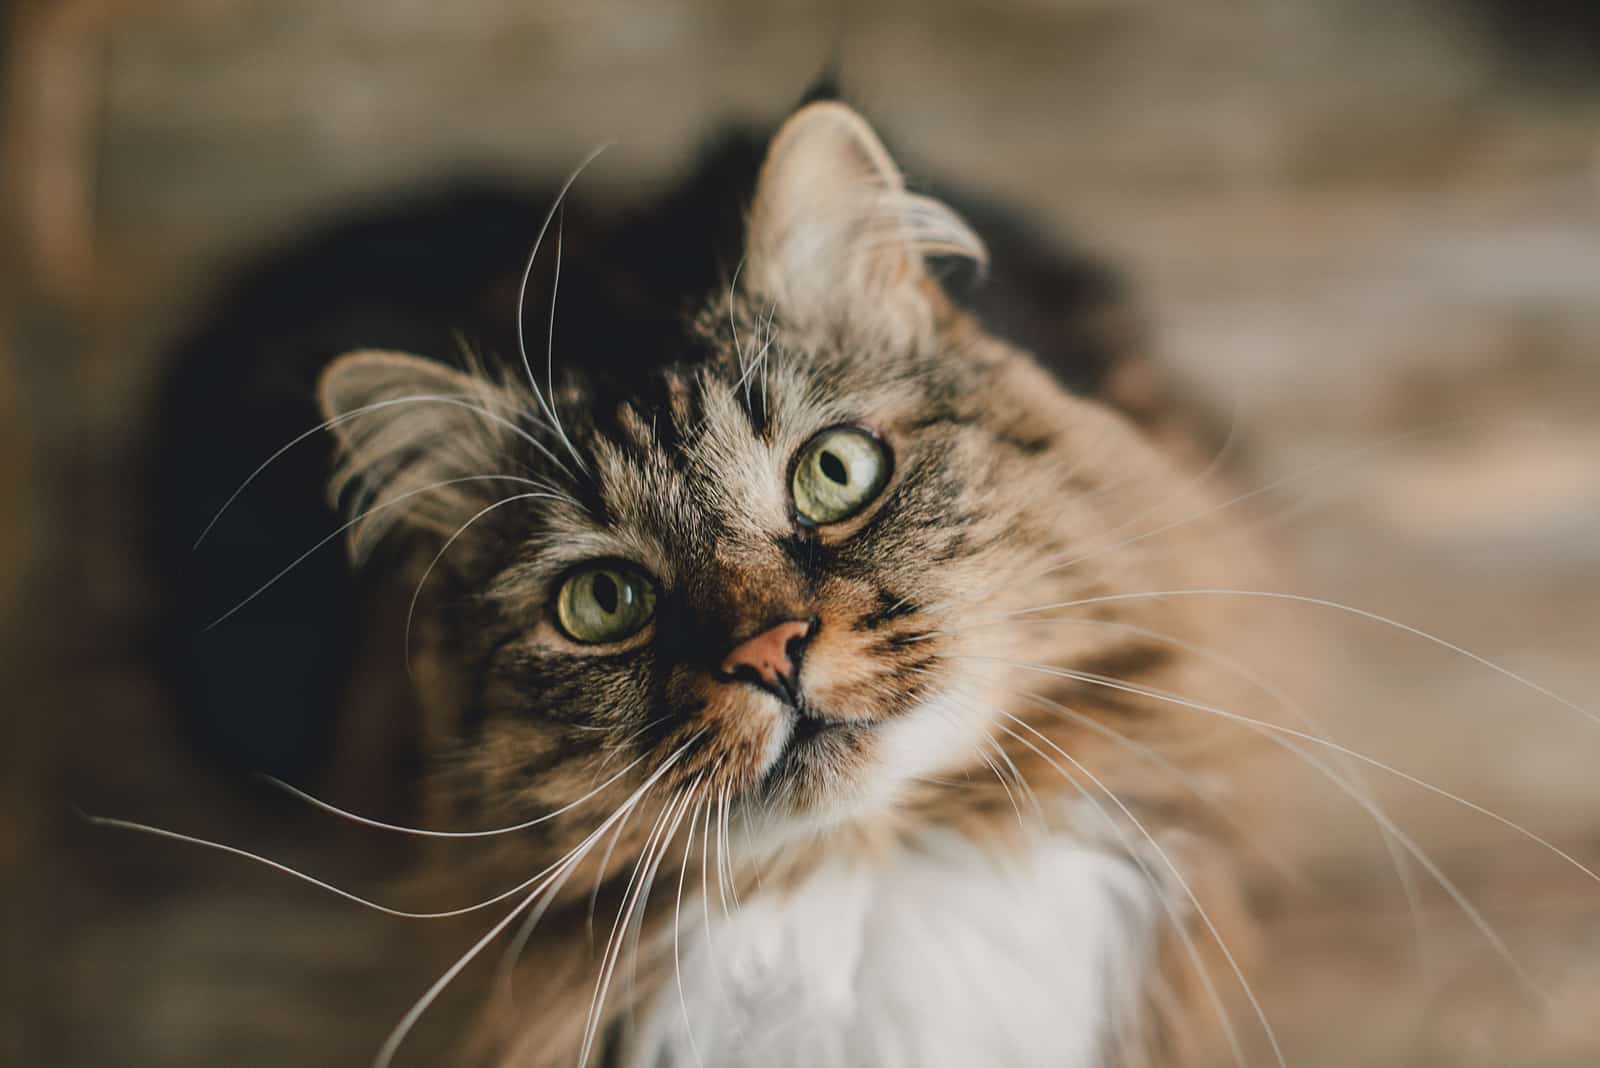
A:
5,1,1599,1064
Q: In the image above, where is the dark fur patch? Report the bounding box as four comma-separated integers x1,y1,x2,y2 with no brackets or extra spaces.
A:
859,589,918,630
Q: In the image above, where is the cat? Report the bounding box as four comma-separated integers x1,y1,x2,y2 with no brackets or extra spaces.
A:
147,89,1294,1067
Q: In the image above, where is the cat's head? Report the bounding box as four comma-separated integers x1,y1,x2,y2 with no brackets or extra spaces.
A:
318,102,1233,852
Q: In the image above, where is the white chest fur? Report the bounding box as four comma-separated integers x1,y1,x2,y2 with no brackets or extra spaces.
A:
623,832,1159,1068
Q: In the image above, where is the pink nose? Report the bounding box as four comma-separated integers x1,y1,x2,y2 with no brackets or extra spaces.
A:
720,619,814,689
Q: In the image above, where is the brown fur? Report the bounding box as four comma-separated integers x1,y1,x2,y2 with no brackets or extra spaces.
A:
319,102,1293,1067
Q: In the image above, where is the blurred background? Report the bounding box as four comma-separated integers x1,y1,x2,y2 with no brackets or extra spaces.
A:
4,1,1598,1065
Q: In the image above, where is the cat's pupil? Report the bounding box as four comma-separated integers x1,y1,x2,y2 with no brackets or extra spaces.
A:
819,450,848,485
592,573,619,615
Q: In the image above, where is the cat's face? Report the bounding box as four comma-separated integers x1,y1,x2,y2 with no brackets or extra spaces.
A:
320,103,1210,847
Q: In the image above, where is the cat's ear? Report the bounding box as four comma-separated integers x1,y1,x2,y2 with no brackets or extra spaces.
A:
744,101,985,332
317,349,522,562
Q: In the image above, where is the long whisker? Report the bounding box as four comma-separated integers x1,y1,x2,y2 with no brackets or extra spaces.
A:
737,791,765,894
982,615,1427,961
904,665,1299,885
592,714,676,775
373,745,687,1068
917,696,1036,832
587,785,646,946
1027,657,1600,889
672,794,709,1068
976,735,1029,832
709,784,733,923
1017,689,1307,891
718,783,742,916
964,653,1558,996
931,415,1550,620
1004,713,1277,1066
984,588,1596,729
79,808,589,921
191,393,572,550
759,301,777,420
695,787,741,1038
579,785,690,1068
377,892,542,1068
86,744,687,929
497,789,646,1007
403,490,557,673
726,258,748,405
984,733,1046,828
203,474,559,630
982,717,1251,1068
586,791,685,1059
625,782,700,1035
78,813,461,920
545,211,568,450
731,308,778,397
513,143,611,475
1065,417,1548,590
261,752,649,838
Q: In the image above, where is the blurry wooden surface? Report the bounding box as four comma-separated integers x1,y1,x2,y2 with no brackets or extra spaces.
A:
6,2,1599,1065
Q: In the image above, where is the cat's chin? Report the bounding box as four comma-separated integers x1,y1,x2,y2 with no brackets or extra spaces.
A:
759,715,864,784
752,713,879,817
749,691,983,828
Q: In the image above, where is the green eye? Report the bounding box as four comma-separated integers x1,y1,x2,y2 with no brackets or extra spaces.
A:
791,427,890,525
555,566,656,644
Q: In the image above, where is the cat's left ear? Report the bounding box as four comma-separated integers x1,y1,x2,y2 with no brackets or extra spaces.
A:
744,101,986,334
316,349,524,563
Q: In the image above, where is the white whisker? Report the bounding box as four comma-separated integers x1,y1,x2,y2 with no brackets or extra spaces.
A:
991,615,1428,963
203,473,560,631
987,588,1596,729
403,490,559,673
497,791,643,1008
192,393,570,550
962,653,1558,997
625,782,700,1031
1000,714,1271,1067
977,736,1029,832
727,258,749,404
1021,689,1308,892
513,143,612,475
982,718,1251,1068
262,752,648,839
546,210,568,448
671,794,708,1068
579,784,690,1068
694,784,741,1038
375,745,686,1068
718,783,742,916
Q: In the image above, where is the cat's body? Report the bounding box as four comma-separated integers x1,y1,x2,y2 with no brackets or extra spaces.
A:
150,93,1287,1067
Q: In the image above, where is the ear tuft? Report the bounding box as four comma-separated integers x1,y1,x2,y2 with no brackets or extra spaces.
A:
745,102,985,329
317,350,524,561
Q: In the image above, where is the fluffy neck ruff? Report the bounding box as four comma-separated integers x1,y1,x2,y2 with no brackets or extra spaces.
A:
620,820,1160,1068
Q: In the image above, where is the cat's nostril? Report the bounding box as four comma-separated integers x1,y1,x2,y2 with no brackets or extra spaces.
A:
719,618,816,699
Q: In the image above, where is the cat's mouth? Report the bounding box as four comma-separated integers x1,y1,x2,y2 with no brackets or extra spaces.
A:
784,711,835,751
759,705,862,788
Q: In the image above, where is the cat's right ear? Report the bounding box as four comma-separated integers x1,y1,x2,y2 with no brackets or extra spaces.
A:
317,349,521,562
744,101,985,338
